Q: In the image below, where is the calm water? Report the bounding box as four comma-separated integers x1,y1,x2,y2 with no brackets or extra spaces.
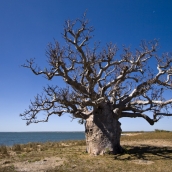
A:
0,132,85,146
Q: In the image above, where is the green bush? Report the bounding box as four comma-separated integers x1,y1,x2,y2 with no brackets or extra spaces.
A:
155,129,170,132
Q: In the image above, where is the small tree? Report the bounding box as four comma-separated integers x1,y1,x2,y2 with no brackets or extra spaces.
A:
21,14,172,155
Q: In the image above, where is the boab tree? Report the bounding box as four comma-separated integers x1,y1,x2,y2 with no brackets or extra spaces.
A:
21,14,172,155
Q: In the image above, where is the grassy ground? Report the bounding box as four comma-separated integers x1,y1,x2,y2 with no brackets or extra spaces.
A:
0,132,172,172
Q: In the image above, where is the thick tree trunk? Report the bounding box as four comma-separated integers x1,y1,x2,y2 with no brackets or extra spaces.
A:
85,103,122,155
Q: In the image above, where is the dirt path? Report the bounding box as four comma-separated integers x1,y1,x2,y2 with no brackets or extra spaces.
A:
121,139,172,147
1,156,64,172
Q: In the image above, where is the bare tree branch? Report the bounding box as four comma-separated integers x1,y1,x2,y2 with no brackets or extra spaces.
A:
120,112,172,125
21,14,172,126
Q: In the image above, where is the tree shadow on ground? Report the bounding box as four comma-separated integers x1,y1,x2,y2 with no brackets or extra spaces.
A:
114,145,172,161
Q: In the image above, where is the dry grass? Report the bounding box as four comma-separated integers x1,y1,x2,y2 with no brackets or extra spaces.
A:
121,131,172,140
0,145,8,155
0,132,172,172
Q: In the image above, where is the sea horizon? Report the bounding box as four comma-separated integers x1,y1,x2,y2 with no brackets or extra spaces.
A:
0,131,86,146
0,131,85,133
0,130,156,133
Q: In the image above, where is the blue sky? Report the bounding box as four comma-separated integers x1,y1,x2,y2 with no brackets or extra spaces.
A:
0,0,172,132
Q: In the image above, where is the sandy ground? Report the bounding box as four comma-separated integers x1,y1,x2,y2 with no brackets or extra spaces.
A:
121,139,172,147
1,156,65,172
121,133,172,147
15,157,64,172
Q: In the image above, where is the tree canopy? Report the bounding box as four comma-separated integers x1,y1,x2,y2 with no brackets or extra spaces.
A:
20,14,172,126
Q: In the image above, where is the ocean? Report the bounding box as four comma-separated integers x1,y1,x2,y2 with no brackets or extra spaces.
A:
0,132,85,146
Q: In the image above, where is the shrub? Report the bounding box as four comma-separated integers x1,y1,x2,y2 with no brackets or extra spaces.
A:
0,145,8,154
155,129,170,132
12,144,22,152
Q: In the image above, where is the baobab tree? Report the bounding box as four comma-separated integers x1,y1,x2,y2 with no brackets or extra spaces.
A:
21,14,172,155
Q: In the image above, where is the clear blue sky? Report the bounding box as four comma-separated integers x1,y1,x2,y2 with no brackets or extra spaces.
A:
0,0,172,132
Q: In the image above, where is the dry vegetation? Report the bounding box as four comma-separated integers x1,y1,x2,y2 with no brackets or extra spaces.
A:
0,132,172,172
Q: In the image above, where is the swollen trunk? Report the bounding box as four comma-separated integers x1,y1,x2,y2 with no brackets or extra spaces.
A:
85,104,122,155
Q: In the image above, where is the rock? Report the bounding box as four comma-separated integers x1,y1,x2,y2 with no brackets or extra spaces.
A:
72,165,77,168
3,161,11,164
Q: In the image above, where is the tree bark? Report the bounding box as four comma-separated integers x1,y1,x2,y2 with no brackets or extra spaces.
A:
85,103,123,155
